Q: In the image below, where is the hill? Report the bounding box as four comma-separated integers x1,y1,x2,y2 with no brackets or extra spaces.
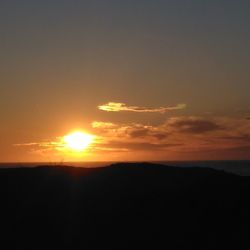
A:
1,162,250,249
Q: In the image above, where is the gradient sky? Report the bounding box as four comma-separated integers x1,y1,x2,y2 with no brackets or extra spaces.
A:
1,0,250,162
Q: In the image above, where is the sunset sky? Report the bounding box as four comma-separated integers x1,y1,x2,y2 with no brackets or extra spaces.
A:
1,0,250,162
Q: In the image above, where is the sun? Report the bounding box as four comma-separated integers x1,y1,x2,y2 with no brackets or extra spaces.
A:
63,131,94,152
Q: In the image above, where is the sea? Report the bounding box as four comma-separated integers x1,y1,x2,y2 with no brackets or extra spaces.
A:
0,160,250,176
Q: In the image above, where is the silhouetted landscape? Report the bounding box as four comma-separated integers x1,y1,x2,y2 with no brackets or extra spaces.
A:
2,0,250,249
1,162,250,249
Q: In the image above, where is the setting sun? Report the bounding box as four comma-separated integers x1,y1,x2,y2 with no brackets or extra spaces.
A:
63,131,94,152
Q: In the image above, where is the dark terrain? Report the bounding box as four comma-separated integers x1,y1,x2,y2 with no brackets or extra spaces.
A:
1,162,250,249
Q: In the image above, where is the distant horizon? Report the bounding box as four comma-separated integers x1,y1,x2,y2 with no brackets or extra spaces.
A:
1,159,250,164
1,160,250,176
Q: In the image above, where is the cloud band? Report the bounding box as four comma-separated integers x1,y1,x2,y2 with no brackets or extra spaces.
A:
98,102,186,113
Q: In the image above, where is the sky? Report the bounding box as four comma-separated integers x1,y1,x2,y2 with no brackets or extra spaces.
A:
1,0,250,162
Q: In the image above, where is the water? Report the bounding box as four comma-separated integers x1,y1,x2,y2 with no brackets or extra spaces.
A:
0,160,250,176
160,160,250,176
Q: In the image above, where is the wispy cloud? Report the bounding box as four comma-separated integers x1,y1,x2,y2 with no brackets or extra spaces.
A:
95,141,182,152
14,141,63,148
15,116,250,160
98,102,186,113
92,121,118,129
92,116,250,157
14,142,40,146
14,135,98,157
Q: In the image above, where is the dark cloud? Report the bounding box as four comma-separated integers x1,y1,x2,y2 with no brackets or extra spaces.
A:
151,133,168,140
90,117,250,158
129,128,150,138
128,127,168,141
228,145,250,152
168,117,222,133
220,134,250,142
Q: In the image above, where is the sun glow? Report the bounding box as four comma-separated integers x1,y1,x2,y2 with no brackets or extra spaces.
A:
63,131,94,152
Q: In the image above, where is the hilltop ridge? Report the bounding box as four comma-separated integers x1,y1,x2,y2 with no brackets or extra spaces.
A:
1,162,250,250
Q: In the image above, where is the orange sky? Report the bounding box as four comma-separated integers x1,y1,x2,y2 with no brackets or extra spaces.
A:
1,1,250,162
4,103,250,162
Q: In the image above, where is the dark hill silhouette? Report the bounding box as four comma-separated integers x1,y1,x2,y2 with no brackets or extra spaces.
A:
1,162,250,249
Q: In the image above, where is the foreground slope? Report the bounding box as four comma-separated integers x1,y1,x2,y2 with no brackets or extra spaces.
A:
1,162,250,249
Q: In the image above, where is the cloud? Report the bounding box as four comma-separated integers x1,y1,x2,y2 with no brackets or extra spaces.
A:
167,117,222,133
91,116,250,157
220,135,250,142
92,121,169,141
95,141,182,152
98,102,186,113
15,116,250,159
14,142,40,146
92,121,118,129
14,138,81,154
127,128,149,138
127,126,168,140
